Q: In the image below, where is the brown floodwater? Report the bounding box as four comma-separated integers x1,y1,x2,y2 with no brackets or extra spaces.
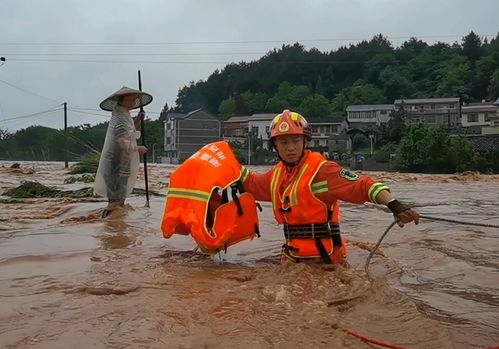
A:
0,161,498,349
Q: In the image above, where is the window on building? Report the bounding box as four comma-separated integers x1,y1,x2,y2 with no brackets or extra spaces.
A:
449,104,455,109
380,110,387,115
251,126,258,135
166,137,171,144
485,113,492,122
426,115,436,123
265,126,270,135
467,114,478,123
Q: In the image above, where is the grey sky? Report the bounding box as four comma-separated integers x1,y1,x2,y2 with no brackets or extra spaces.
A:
0,0,498,132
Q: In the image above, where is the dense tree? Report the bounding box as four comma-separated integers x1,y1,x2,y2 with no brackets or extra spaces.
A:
378,108,407,146
218,97,237,117
435,55,473,101
330,80,385,113
379,66,414,101
462,31,484,63
488,68,499,99
170,31,496,116
297,94,331,118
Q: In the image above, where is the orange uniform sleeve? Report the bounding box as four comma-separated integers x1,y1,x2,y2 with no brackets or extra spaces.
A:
313,161,390,206
240,166,273,202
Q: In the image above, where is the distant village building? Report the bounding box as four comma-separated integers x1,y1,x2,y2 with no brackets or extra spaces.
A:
307,118,344,152
222,115,249,140
394,97,461,129
346,104,394,129
223,113,278,150
461,101,499,134
163,109,221,163
223,113,344,152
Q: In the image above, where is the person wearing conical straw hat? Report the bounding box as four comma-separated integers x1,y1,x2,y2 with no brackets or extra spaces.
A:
94,86,153,218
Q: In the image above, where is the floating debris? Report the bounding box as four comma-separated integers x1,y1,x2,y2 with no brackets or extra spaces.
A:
3,181,94,198
64,173,96,184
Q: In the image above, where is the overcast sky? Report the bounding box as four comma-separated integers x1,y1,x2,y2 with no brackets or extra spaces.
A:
0,0,498,132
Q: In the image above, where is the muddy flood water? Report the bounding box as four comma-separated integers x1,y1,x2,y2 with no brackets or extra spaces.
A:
0,161,498,349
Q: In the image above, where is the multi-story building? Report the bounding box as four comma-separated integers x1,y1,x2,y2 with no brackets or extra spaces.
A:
394,97,461,129
461,101,499,134
346,104,394,129
223,113,344,151
164,109,221,163
247,113,276,149
222,115,250,139
308,119,343,149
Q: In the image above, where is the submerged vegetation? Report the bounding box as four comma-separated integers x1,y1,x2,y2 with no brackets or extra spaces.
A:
3,181,93,198
69,152,100,174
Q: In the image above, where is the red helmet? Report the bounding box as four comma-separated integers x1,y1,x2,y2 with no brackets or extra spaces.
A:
269,110,311,141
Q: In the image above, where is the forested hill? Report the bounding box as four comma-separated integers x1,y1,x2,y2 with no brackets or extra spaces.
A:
174,32,499,119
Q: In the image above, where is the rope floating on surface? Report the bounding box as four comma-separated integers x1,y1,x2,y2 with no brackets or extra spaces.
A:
364,215,499,275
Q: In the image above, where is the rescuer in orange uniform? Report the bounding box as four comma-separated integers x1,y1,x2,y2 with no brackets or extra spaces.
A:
241,110,419,264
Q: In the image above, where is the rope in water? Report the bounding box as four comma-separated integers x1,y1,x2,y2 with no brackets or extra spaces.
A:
419,215,499,229
342,328,410,349
365,215,499,275
350,214,499,348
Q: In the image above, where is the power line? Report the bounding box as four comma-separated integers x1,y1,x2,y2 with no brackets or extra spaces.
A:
6,58,407,65
66,109,108,118
69,106,161,115
0,34,494,46
7,58,236,64
0,105,63,122
2,52,266,56
0,78,63,103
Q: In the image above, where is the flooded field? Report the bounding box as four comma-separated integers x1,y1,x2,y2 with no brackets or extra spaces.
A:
1,161,498,349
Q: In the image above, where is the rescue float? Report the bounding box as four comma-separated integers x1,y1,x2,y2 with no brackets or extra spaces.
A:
161,141,261,254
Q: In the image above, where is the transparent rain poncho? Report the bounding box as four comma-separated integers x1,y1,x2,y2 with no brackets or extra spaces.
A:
94,105,141,200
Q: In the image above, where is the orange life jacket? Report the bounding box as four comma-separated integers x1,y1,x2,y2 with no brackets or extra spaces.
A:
161,141,260,254
270,151,347,264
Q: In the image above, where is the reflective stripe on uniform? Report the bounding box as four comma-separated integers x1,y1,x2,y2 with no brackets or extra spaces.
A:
289,164,309,205
311,180,328,194
240,166,250,182
167,188,211,202
368,182,390,203
270,167,282,211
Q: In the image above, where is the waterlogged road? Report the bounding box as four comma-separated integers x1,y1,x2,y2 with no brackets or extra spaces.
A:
0,162,498,349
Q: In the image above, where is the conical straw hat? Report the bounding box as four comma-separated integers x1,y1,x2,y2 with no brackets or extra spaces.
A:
99,86,153,111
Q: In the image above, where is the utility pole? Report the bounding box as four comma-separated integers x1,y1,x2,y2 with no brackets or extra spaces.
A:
64,102,68,168
447,108,450,131
247,129,251,166
369,134,374,156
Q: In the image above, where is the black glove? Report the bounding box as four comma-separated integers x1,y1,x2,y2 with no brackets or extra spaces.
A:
387,199,410,215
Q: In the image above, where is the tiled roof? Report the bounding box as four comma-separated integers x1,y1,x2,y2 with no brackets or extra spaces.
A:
167,108,206,120
225,115,251,123
462,105,497,113
394,97,460,104
346,104,394,111
167,112,187,120
249,113,276,121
